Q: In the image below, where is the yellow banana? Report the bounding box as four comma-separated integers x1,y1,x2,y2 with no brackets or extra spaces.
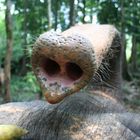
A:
0,124,28,140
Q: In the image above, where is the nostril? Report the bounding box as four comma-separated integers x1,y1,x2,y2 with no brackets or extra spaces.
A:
41,57,60,76
66,62,83,81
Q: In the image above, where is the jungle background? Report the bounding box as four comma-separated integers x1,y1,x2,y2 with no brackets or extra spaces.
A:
0,0,140,112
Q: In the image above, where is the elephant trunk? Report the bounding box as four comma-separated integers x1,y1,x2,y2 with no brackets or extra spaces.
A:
31,24,120,104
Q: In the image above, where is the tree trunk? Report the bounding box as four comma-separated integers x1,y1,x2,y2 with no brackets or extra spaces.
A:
130,35,137,72
54,0,58,31
19,0,28,76
82,0,86,23
69,0,75,27
120,0,131,81
4,0,13,103
0,68,4,96
121,36,131,80
47,0,52,30
90,8,93,23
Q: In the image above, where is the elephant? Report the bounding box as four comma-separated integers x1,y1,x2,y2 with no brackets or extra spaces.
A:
0,24,140,140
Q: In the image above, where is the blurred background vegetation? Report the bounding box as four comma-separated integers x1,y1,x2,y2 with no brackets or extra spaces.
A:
0,0,140,111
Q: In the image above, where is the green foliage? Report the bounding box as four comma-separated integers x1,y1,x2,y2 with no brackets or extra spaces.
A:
11,72,40,102
97,0,120,26
24,71,40,93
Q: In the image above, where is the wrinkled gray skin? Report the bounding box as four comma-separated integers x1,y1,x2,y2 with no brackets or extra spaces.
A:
0,25,140,140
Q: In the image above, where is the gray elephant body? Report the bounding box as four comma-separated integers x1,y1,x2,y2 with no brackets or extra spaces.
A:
0,92,140,140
